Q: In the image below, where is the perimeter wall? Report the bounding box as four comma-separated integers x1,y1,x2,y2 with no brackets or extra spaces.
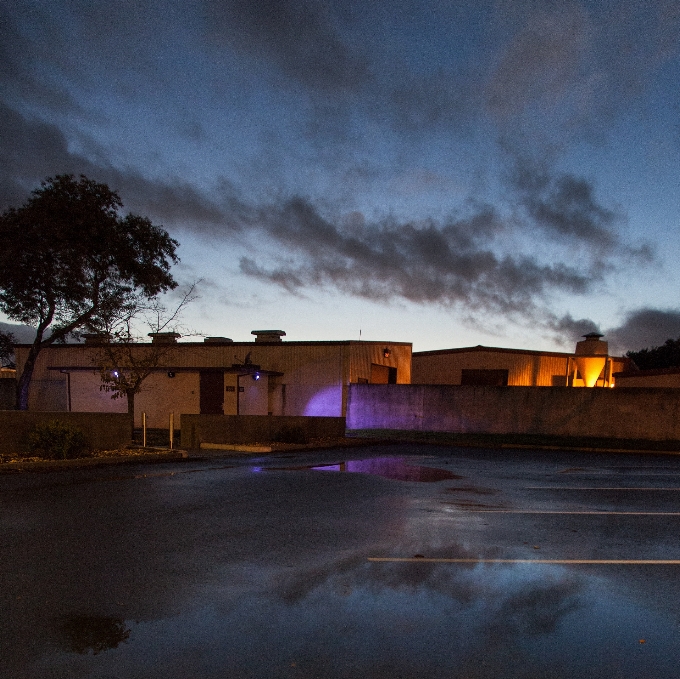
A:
346,385,680,441
181,414,346,448
0,412,131,454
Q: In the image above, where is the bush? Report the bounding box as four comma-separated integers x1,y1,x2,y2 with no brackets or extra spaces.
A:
273,425,309,444
27,419,89,460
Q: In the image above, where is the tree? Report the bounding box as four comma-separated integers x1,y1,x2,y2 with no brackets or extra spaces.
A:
94,284,198,434
0,175,179,409
626,337,680,370
0,330,15,368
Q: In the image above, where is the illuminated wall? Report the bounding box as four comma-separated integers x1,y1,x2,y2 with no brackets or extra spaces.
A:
413,346,627,387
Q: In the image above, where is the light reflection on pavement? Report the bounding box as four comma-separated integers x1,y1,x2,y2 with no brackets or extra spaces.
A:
2,444,680,678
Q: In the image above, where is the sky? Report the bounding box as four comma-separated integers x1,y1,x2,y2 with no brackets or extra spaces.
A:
1,0,680,355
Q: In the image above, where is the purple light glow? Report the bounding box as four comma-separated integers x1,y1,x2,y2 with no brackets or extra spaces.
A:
312,457,459,482
303,386,342,416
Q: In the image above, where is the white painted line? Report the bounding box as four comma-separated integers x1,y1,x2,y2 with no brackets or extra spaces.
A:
368,558,680,565
464,510,680,515
526,487,680,491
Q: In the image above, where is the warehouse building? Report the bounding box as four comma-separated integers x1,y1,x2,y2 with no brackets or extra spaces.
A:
412,335,628,387
13,330,411,427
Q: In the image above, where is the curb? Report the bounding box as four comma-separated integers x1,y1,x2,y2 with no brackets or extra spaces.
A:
0,449,188,474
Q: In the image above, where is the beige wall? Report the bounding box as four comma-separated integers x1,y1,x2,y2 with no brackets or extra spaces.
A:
14,339,411,421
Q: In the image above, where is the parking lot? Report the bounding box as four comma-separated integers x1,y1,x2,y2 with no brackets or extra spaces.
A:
2,444,680,678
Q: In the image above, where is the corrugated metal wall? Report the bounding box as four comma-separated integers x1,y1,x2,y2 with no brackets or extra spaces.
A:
413,350,627,387
413,351,568,386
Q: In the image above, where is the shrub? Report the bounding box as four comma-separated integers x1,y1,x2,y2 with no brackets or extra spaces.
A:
27,419,89,460
273,425,309,444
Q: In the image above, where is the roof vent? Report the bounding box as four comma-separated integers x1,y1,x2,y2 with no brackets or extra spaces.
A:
82,333,111,345
204,336,233,344
148,332,180,344
251,330,286,343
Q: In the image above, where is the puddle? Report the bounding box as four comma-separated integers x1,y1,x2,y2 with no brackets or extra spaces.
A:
444,486,497,495
269,457,463,482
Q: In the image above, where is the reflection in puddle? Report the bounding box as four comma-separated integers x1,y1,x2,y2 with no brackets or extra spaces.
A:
310,457,464,482
84,563,680,679
56,615,131,655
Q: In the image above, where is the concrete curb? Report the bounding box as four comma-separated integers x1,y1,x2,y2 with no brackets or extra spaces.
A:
0,449,188,474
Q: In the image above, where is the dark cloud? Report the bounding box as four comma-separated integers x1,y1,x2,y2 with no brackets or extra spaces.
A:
203,0,370,91
0,104,227,228
546,314,601,348
548,307,680,355
237,196,593,314
606,308,680,354
507,152,619,249
0,5,82,117
486,5,593,120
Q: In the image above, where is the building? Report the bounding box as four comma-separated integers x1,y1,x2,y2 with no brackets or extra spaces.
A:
13,330,411,426
412,335,628,387
613,366,680,388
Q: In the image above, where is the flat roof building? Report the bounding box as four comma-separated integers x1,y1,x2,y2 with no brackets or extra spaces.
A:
14,332,412,427
412,343,628,388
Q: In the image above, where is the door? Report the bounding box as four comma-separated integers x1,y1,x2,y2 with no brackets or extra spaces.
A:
200,370,224,414
370,363,397,384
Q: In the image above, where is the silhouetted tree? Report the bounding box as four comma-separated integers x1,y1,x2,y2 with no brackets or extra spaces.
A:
94,283,198,433
626,337,680,370
0,329,15,368
0,175,178,409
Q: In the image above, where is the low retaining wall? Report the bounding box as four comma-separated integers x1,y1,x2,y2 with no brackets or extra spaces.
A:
0,411,131,454
181,415,346,449
347,384,680,441
0,380,15,410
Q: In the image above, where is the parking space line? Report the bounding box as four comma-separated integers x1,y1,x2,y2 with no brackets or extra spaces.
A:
368,558,680,564
526,487,680,491
464,510,680,515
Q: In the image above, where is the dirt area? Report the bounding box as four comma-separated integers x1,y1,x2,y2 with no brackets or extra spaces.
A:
0,437,379,471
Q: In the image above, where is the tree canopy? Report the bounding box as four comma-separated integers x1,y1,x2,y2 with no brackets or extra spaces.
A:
626,337,680,370
0,330,14,368
0,174,179,409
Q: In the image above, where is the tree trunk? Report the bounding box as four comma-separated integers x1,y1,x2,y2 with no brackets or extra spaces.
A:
16,343,40,410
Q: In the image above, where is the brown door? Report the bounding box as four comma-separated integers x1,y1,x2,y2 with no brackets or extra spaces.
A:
200,370,224,414
370,364,397,384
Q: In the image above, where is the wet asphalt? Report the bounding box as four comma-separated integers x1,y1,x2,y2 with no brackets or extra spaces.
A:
2,443,680,678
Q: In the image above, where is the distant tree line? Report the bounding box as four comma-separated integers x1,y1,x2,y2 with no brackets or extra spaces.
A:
627,337,680,370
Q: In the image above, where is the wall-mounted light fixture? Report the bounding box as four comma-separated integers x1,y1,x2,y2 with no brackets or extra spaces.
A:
167,371,176,378
383,348,391,358
252,372,261,381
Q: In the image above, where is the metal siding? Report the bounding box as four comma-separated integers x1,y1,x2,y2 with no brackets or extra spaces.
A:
414,350,587,386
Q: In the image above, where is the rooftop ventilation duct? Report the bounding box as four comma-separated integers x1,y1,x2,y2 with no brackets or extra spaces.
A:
251,330,286,343
148,332,180,344
82,333,111,345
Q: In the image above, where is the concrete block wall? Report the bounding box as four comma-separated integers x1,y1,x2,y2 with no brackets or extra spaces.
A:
0,412,132,455
347,384,680,441
181,414,346,448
